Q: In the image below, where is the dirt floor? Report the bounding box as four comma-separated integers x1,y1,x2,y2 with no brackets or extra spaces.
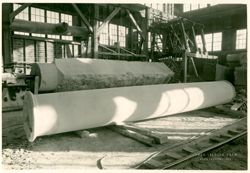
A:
2,109,247,170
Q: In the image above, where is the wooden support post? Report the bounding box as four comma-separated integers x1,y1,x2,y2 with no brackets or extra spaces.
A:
201,28,207,54
151,32,156,61
180,20,189,51
191,25,198,53
97,7,120,35
183,52,188,83
2,3,13,66
142,8,149,60
86,36,92,57
10,3,32,21
92,4,99,59
72,4,93,33
126,9,145,40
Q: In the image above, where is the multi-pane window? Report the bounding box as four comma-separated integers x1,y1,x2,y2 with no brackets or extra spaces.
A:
109,24,118,46
205,34,212,51
118,26,128,47
99,22,109,45
236,29,247,49
196,35,203,51
13,4,74,42
13,4,29,36
155,34,163,52
47,10,60,39
212,32,222,51
183,4,208,12
197,32,222,52
31,7,45,37
145,4,164,12
99,21,109,45
61,13,73,41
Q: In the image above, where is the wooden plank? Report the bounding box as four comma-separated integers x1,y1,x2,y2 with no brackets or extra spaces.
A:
98,52,146,57
99,44,117,53
165,152,182,160
228,130,240,135
209,136,224,143
97,7,120,35
121,124,168,144
182,146,197,154
72,4,93,33
120,47,136,55
145,159,163,169
108,126,155,147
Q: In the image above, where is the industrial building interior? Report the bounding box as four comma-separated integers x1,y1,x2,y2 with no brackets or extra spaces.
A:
1,3,247,170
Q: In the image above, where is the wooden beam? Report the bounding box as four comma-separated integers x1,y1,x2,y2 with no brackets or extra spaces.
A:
97,7,120,35
11,19,89,38
126,9,145,40
183,52,188,83
142,7,149,59
99,44,117,53
201,28,207,54
191,25,198,52
72,4,93,33
120,47,136,55
180,20,189,51
98,52,146,57
10,3,32,21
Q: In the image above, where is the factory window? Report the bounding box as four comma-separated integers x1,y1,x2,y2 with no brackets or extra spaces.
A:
148,32,151,49
109,24,118,46
183,4,208,12
145,3,164,12
13,4,29,36
155,34,163,52
61,13,73,41
196,32,222,53
236,29,247,50
212,32,222,51
118,26,128,47
205,34,212,52
99,21,109,45
31,7,45,37
204,32,222,52
47,10,60,39
196,35,203,51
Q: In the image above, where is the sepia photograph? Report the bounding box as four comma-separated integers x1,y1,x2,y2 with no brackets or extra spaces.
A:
1,1,248,170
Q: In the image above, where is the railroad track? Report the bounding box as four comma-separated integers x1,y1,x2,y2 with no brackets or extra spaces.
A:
135,117,247,169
